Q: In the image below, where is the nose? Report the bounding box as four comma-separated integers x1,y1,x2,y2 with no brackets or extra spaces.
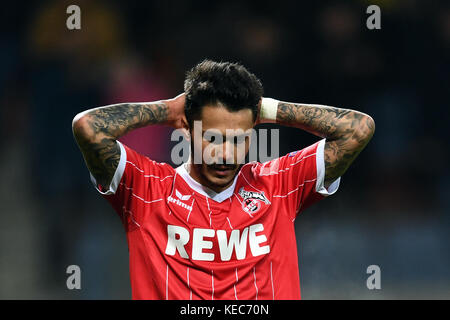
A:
219,140,235,165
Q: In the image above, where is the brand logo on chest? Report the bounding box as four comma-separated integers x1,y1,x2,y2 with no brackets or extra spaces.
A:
167,189,193,211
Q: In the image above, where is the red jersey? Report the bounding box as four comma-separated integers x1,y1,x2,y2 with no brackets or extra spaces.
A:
90,138,340,300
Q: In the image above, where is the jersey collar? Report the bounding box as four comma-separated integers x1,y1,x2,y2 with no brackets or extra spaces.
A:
175,164,238,203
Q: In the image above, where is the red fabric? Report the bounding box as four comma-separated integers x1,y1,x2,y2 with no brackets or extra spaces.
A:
98,140,325,300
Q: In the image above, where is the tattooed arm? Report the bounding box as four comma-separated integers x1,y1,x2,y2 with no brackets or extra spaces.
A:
72,93,187,189
268,101,375,185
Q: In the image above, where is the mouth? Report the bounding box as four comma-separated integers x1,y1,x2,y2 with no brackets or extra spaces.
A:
209,164,236,177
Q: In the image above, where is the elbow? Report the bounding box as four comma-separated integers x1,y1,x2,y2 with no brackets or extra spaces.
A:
365,114,376,138
364,114,375,135
72,112,92,141
355,114,375,144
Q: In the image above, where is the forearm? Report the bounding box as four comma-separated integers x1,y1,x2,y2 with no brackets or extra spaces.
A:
73,101,169,141
275,101,372,142
72,101,169,187
260,98,375,182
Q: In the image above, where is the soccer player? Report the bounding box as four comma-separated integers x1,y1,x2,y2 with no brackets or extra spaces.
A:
72,60,375,300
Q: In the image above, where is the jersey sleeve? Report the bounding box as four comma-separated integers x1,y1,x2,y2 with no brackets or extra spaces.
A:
259,138,341,221
89,140,172,231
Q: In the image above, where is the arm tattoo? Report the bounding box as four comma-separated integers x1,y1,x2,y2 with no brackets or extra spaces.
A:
73,102,168,188
277,102,375,183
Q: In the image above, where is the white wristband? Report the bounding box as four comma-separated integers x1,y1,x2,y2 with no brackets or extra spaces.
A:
260,98,279,122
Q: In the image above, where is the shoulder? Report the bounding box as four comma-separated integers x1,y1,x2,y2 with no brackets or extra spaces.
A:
121,141,175,178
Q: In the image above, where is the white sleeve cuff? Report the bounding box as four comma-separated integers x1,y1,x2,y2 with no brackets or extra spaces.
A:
315,138,341,196
89,140,127,195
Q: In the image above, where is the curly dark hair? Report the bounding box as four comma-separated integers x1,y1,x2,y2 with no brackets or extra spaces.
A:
184,59,264,127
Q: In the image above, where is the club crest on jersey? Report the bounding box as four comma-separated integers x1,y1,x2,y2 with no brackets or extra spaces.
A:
238,187,270,215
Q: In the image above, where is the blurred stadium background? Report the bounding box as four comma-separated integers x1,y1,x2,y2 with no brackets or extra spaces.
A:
0,0,449,299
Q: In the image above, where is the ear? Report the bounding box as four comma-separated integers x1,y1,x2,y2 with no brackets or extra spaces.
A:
181,127,191,142
181,115,189,131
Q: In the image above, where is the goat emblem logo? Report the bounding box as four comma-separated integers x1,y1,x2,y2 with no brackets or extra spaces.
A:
238,187,270,215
